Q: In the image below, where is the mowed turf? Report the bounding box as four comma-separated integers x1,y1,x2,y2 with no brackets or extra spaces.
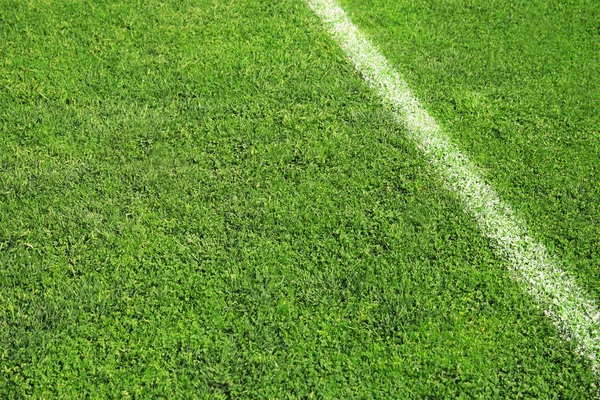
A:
339,0,600,302
0,0,596,397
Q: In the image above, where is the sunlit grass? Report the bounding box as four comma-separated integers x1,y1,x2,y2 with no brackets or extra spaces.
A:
0,0,597,397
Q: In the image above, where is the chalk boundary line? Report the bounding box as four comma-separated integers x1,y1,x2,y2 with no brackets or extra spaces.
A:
304,0,600,374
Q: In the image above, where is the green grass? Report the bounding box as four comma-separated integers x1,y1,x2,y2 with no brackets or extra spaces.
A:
340,0,600,302
0,0,597,397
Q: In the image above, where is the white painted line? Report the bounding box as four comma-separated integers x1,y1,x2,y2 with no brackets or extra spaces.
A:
305,0,600,373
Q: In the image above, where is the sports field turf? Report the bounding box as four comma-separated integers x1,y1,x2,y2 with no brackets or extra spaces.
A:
1,0,599,397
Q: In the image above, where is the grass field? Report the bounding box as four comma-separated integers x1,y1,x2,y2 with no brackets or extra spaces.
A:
1,0,599,397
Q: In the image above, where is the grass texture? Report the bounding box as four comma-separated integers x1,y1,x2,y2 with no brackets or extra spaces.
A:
0,0,597,397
